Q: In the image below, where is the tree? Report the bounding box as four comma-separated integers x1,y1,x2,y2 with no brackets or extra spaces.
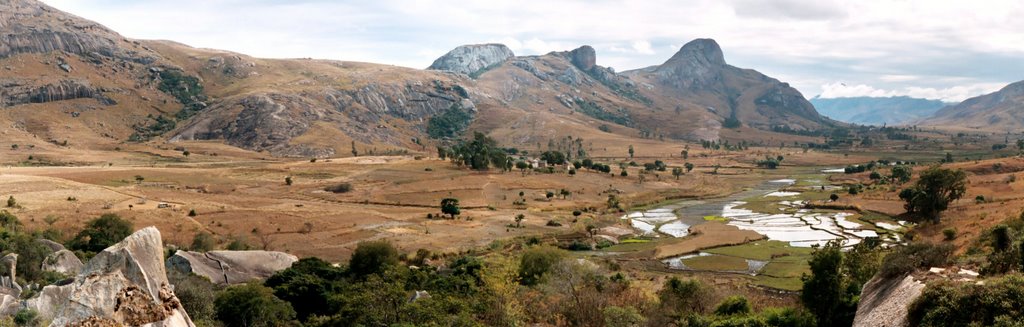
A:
518,247,563,286
801,240,857,327
890,165,912,184
5,196,14,208
559,189,571,199
628,145,634,158
285,176,293,186
182,150,190,157
351,140,358,157
514,214,525,228
714,296,752,316
69,214,134,253
545,191,554,200
582,158,594,169
348,240,399,279
830,193,839,202
515,161,529,175
440,198,460,219
672,167,683,179
134,175,144,184
191,232,215,252
215,282,296,327
681,150,689,160
899,166,968,222
869,171,882,180
265,257,345,321
188,209,197,217
685,162,695,173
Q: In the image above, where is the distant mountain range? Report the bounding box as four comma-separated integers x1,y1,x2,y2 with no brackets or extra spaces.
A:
920,81,1024,131
809,96,948,126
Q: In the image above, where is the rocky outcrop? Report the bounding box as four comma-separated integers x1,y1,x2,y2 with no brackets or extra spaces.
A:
34,227,194,327
653,38,727,89
568,45,597,71
0,254,21,297
852,274,925,327
428,44,514,76
166,250,298,285
43,250,85,275
0,79,115,107
0,0,158,63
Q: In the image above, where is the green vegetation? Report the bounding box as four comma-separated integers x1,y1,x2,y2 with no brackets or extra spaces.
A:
705,241,813,261
427,103,474,139
215,282,296,327
908,273,1024,327
573,98,632,126
899,166,968,222
518,246,563,286
131,69,207,141
440,132,511,171
801,239,882,327
440,198,461,219
68,213,134,254
681,255,748,271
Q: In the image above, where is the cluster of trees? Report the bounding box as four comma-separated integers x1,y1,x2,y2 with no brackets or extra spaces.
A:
438,132,511,171
756,156,784,169
427,103,474,139
130,69,207,141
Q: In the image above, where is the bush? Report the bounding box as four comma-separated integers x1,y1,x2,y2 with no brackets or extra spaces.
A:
880,242,954,277
68,213,134,253
714,296,752,316
169,271,217,324
191,232,215,252
215,282,296,327
908,273,1024,327
324,182,352,193
13,308,37,326
942,228,957,241
518,247,564,286
603,306,646,327
658,277,712,316
348,240,399,279
546,220,562,227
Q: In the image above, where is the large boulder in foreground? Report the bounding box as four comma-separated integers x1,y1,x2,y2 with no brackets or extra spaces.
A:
852,274,925,327
35,227,194,327
428,43,514,76
166,250,298,285
42,249,85,275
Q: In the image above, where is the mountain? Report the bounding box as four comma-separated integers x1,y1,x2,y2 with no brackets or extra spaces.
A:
810,96,947,126
921,81,1024,131
1,0,830,158
622,39,833,133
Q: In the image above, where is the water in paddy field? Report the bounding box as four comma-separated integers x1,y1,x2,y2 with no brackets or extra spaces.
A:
622,176,903,247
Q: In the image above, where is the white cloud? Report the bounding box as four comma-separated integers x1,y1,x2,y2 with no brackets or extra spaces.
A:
38,0,1024,102
818,82,1006,102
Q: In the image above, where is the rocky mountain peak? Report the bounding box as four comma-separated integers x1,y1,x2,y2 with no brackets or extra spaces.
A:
427,43,514,76
663,38,726,69
568,45,597,71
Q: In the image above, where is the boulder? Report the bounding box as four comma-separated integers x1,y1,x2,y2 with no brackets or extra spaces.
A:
428,44,514,76
42,250,85,275
852,274,925,327
166,250,298,285
37,239,66,252
568,45,597,71
33,227,194,327
0,253,21,297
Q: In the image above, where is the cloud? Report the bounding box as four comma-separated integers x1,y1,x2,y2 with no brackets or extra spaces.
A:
38,0,1024,102
818,82,1006,102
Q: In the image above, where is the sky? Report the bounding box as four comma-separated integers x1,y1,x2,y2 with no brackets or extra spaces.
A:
41,0,1024,103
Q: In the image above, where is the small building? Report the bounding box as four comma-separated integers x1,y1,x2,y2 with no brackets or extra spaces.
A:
157,203,171,209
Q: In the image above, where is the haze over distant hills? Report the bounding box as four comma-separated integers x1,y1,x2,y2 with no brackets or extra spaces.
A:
921,80,1024,131
809,96,948,126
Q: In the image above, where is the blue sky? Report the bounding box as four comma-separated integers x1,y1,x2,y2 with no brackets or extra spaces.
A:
42,0,1024,102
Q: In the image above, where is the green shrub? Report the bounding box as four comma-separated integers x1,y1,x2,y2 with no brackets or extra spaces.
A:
427,103,473,139
880,242,954,277
942,228,957,241
215,282,296,327
714,296,752,316
518,247,564,286
169,271,217,324
68,213,134,253
908,273,1024,327
190,232,215,252
348,240,399,279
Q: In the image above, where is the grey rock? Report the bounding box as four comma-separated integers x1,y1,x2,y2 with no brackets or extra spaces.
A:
428,44,514,76
0,254,20,297
37,239,66,252
166,250,298,285
654,38,726,88
42,250,84,275
852,274,924,327
37,227,195,327
568,45,597,71
0,79,115,108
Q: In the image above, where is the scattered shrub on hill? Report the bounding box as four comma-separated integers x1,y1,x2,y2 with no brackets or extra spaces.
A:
518,247,564,286
879,242,954,278
908,273,1024,327
324,182,352,193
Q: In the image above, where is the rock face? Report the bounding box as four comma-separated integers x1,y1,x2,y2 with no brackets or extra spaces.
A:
0,79,114,107
0,254,21,297
568,45,597,71
0,0,158,63
43,249,85,275
654,38,726,89
428,44,514,76
166,250,298,285
35,227,194,327
852,274,925,327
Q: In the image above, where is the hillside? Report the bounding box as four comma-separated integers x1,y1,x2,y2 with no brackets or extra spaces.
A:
921,80,1024,131
1,0,831,159
810,96,947,126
